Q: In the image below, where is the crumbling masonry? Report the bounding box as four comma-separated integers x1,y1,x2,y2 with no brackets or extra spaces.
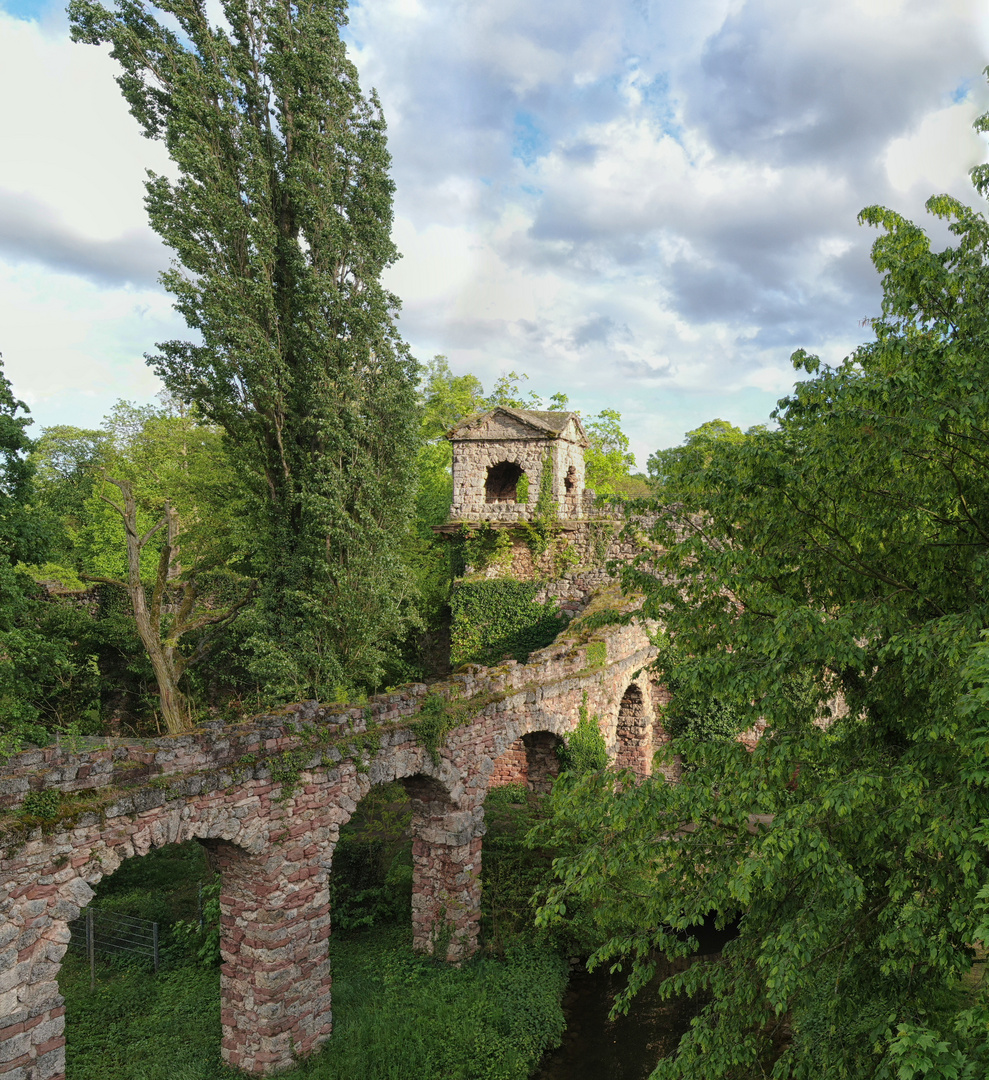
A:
0,408,674,1079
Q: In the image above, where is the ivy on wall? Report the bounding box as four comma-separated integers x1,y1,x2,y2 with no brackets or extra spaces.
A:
450,580,567,668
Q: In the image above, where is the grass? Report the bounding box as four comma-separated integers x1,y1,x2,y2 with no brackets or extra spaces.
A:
63,930,567,1080
61,786,569,1080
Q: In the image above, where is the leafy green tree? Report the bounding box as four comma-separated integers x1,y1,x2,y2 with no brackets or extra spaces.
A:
582,408,637,494
646,418,748,494
70,0,419,701
21,398,255,733
0,360,97,753
535,190,989,1078
86,401,251,731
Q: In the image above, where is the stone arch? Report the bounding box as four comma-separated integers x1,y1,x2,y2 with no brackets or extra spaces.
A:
12,789,334,1079
485,460,525,503
342,750,480,961
614,681,652,778
489,731,563,794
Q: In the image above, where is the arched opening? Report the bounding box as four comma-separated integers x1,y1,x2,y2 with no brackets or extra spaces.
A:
60,840,224,1078
614,683,651,778
330,780,413,935
490,731,563,794
58,827,334,1077
485,460,524,503
328,773,480,963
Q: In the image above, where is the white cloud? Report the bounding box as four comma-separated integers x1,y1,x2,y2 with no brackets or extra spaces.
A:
0,0,986,465
0,260,178,426
0,12,171,246
885,100,988,195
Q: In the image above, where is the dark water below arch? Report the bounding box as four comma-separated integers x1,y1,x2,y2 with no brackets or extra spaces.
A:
535,921,737,1080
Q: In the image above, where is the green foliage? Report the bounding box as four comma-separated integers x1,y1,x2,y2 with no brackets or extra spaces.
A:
481,785,552,952
173,876,222,969
330,783,414,933
584,408,637,495
557,693,608,776
0,358,94,751
409,692,463,763
584,641,607,670
94,841,212,928
419,356,486,443
450,580,567,668
656,645,746,743
70,0,420,701
62,959,224,1080
459,523,514,575
534,446,557,521
539,175,989,1076
61,926,567,1080
647,418,749,493
20,789,61,821
482,371,544,411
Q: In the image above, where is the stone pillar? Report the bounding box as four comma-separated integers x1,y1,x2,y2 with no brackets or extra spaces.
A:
650,681,680,783
615,683,651,778
0,875,91,1080
205,841,332,1075
403,777,482,962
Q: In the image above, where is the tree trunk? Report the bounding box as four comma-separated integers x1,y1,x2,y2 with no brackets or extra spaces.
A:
107,478,191,734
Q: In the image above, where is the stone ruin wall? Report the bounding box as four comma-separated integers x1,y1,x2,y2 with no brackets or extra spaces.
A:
448,412,587,524
0,616,671,1080
463,512,659,622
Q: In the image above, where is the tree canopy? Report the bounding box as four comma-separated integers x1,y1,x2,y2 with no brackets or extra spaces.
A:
535,189,989,1078
70,0,420,702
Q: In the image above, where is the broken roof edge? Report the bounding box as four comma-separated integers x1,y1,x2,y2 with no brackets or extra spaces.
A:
447,406,590,446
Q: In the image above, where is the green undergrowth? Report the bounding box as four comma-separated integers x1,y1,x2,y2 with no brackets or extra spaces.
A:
481,784,558,954
62,783,571,1080
63,929,567,1080
330,782,414,934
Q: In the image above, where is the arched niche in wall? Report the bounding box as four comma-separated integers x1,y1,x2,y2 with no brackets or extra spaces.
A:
485,461,524,504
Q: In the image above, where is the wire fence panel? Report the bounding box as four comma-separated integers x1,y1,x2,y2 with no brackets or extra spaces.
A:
68,907,160,981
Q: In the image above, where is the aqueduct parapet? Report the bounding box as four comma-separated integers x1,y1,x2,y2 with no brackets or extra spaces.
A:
0,617,667,1079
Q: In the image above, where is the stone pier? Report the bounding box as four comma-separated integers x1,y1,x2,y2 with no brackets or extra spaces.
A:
0,618,667,1077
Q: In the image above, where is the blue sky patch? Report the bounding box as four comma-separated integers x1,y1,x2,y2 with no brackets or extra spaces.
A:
0,0,47,20
512,112,550,168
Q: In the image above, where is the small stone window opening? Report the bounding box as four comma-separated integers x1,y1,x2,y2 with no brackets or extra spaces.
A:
564,465,577,493
485,461,525,503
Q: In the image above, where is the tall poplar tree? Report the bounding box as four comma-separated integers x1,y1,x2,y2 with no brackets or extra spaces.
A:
70,0,419,699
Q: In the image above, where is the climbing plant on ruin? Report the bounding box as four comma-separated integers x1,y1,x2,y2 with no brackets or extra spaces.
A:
70,0,419,700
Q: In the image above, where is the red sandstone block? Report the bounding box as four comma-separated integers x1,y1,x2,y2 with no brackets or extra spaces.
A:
33,1037,65,1057
0,1023,24,1040
25,885,58,899
49,1008,64,1020
0,1052,32,1071
245,884,279,898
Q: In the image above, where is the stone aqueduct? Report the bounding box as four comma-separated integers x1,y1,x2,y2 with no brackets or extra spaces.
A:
0,617,672,1080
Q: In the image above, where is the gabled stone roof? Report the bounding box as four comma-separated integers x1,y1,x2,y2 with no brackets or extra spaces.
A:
448,406,588,445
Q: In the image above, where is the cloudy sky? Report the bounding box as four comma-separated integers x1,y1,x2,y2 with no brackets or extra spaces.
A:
1,0,987,466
